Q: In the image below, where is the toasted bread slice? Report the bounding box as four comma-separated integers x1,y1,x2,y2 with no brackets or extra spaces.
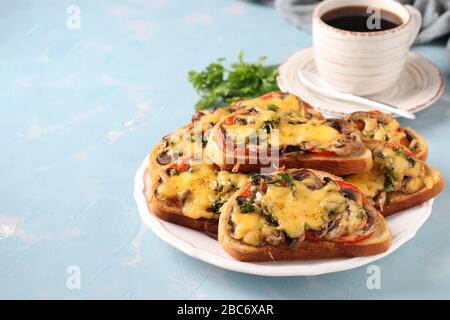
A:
219,209,391,261
149,123,195,175
205,94,372,175
205,122,373,175
381,172,444,216
150,104,251,176
344,140,443,216
145,160,250,234
346,111,428,161
404,128,428,161
206,140,373,175
218,169,391,261
144,168,219,233
148,144,163,178
278,147,373,176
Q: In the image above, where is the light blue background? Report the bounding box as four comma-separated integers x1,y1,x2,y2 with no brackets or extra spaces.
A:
1,0,449,299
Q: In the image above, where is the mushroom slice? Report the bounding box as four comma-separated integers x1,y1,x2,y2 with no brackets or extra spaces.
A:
156,150,172,165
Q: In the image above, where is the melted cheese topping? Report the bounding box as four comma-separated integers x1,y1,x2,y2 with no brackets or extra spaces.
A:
224,108,277,142
157,164,217,219
200,107,232,128
161,107,232,163
215,94,333,151
345,143,437,199
217,171,249,191
160,126,203,162
362,118,406,145
223,109,339,149
277,121,340,147
156,164,249,220
345,167,385,198
388,168,440,203
238,94,309,115
231,178,367,246
231,213,276,246
261,182,345,238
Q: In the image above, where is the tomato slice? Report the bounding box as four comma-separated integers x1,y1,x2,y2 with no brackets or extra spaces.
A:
260,91,282,100
356,120,365,131
310,150,336,156
260,182,268,193
305,229,374,243
221,109,246,126
400,136,409,147
338,231,374,243
369,110,381,116
302,101,314,110
170,158,190,172
385,142,415,157
305,232,321,242
239,186,252,197
336,180,370,205
222,114,236,125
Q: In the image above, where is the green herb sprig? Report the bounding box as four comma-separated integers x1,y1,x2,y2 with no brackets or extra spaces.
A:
384,167,397,192
188,52,279,111
239,197,255,213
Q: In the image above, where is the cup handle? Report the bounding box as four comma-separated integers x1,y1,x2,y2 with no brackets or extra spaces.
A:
405,5,422,47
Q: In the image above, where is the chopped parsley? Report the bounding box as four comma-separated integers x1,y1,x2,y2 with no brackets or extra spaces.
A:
168,168,180,176
396,147,406,157
357,209,366,219
278,172,295,190
261,118,279,134
384,167,397,192
251,172,260,185
266,105,278,112
188,52,279,111
262,206,278,226
208,200,223,214
239,197,255,213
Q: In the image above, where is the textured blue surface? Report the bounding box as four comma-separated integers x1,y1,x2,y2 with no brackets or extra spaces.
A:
1,0,449,299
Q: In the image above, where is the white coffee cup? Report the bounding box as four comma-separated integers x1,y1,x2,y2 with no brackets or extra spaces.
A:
313,0,421,96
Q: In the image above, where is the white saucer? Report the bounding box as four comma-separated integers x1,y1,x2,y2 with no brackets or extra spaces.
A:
135,156,434,277
277,48,444,117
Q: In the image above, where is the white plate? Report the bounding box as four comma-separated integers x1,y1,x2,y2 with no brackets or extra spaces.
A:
277,48,444,117
135,156,433,276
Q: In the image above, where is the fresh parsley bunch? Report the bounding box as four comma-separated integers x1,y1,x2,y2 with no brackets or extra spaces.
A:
188,52,279,111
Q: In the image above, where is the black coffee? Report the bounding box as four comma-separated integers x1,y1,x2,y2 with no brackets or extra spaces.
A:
321,6,402,32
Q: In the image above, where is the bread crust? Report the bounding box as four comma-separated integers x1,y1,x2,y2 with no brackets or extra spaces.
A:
360,140,441,216
382,173,445,216
148,123,196,177
404,128,428,161
218,169,392,261
345,112,428,161
144,167,219,234
219,218,391,262
148,144,162,178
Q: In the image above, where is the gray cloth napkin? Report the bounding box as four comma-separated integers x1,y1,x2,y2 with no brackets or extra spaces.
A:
273,0,450,62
